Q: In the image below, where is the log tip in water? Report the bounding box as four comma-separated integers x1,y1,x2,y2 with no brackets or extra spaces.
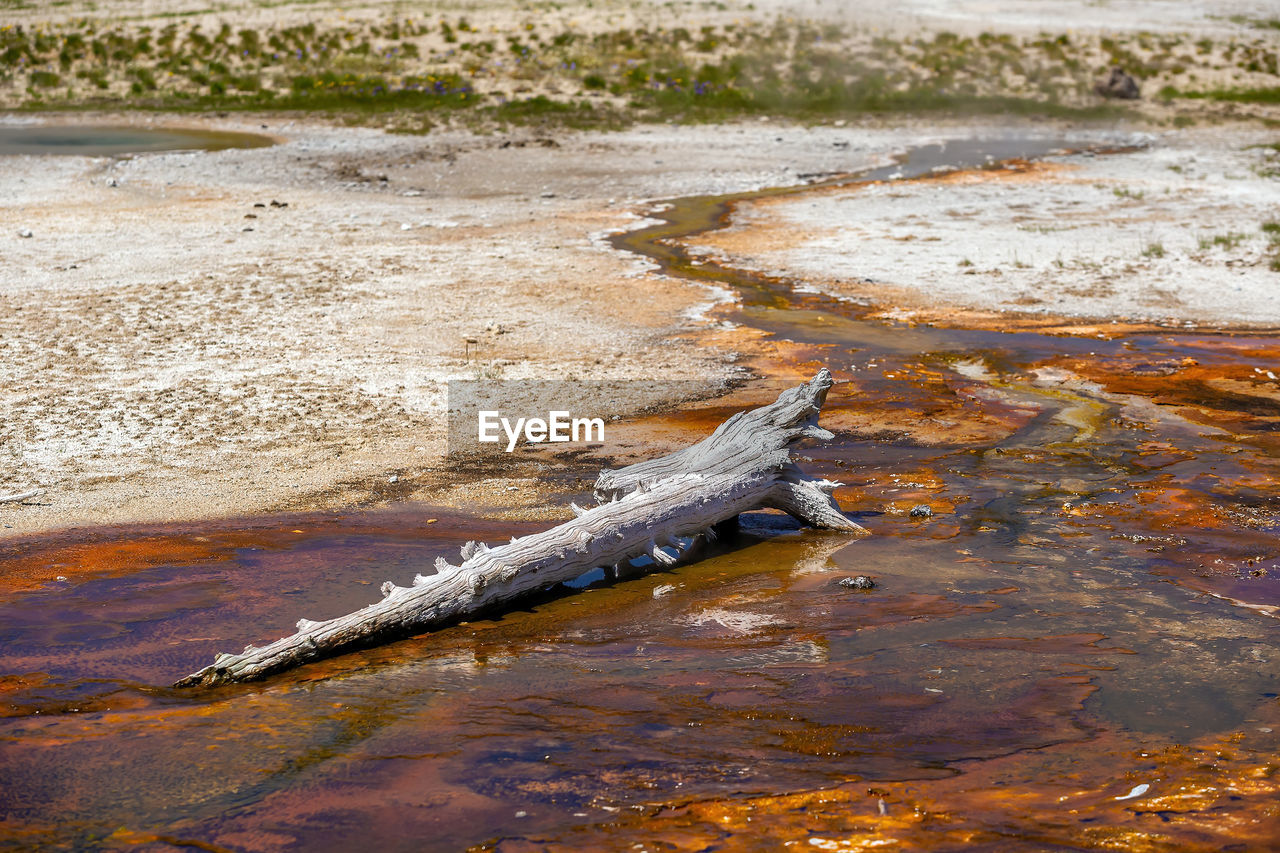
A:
174,664,224,689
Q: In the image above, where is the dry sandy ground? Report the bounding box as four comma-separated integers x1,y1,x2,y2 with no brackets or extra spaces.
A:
0,113,903,535
9,0,1277,36
689,123,1280,331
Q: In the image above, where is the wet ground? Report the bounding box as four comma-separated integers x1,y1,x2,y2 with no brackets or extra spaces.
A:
0,125,273,156
2,139,1279,851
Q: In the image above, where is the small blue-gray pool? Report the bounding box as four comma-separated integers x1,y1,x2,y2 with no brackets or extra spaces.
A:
0,124,274,156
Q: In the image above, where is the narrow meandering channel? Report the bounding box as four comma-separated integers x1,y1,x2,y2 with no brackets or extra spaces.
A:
2,137,1278,851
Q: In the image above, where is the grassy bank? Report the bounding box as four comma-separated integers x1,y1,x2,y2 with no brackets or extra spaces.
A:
3,14,1280,129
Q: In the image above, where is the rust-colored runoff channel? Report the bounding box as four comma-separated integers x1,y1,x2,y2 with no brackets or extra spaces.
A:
3,138,1279,851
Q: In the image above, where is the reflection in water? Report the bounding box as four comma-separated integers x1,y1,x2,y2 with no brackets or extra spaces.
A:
2,138,1279,850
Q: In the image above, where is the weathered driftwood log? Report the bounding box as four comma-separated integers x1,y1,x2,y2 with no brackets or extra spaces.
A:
175,369,864,688
597,369,845,518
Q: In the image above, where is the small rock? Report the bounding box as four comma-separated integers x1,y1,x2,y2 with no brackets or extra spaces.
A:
1114,782,1150,801
388,475,398,484
839,575,876,590
539,190,556,198
1058,478,1091,495
17,228,32,238
908,504,933,519
1094,67,1140,100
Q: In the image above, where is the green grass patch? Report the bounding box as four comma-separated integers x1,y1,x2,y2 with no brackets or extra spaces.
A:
1198,232,1247,250
28,69,60,87
623,69,1125,123
1162,84,1280,104
1260,223,1280,271
486,95,624,130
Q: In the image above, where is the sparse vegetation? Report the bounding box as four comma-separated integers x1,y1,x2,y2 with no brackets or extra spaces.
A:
1263,222,1280,270
1251,142,1280,178
0,16,1181,129
1198,231,1247,250
1230,15,1280,31
1,12,1279,130
1142,241,1166,259
1162,84,1280,104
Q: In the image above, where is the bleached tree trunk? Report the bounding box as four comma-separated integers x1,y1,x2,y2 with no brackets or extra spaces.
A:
175,369,863,688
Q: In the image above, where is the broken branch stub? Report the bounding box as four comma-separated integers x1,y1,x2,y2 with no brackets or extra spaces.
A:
594,369,837,499
175,369,864,688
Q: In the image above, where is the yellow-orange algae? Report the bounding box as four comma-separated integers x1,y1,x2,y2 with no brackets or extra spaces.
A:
482,727,1280,852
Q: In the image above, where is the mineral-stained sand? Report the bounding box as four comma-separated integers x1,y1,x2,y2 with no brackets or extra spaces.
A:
0,114,905,536
689,124,1280,332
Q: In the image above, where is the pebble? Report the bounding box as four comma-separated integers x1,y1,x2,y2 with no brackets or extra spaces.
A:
1114,783,1150,801
17,228,32,238
839,575,875,590
908,504,933,518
